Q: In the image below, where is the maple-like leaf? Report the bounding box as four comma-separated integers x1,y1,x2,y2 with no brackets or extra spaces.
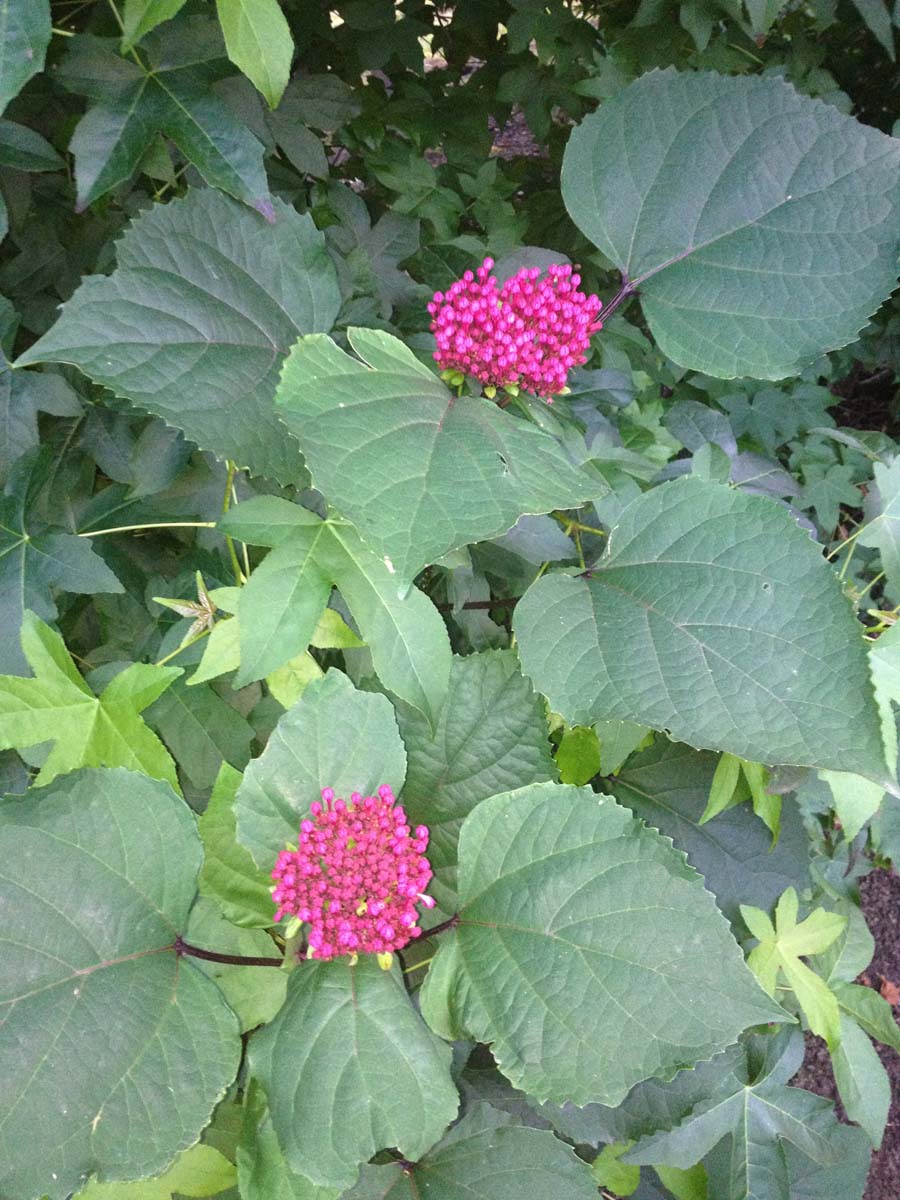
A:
0,612,180,788
741,888,846,1049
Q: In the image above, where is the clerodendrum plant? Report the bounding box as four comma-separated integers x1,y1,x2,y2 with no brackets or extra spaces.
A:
3,5,900,1200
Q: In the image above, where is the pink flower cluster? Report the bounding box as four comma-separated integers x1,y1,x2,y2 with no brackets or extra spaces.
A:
428,257,602,399
271,785,435,961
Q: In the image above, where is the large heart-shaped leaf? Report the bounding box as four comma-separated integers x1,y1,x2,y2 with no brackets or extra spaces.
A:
562,69,900,379
235,669,407,869
395,649,557,917
420,782,786,1107
275,328,604,584
17,189,341,483
0,768,241,1200
249,957,459,1189
513,478,890,784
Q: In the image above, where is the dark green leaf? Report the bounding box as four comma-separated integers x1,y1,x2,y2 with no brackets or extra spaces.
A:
610,740,810,925
514,478,890,784
17,189,341,483
395,649,557,917
562,70,900,378
626,1030,848,1200
420,782,786,1106
0,0,50,113
275,328,604,584
0,768,240,1200
147,675,253,789
248,957,459,1189
0,118,63,171
235,668,406,868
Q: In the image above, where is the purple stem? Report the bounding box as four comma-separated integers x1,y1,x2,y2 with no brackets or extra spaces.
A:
426,913,460,938
601,275,638,322
175,936,284,968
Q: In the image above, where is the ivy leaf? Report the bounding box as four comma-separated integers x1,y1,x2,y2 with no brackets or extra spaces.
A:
0,118,64,171
122,0,189,50
740,888,846,1049
0,768,240,1200
216,0,294,109
0,363,82,482
341,1103,599,1200
235,668,407,869
858,457,900,599
17,188,341,484
220,497,451,724
74,1143,236,1199
0,0,51,113
799,463,860,533
785,1123,872,1200
0,612,180,788
248,957,459,1189
420,782,786,1107
275,328,605,584
625,1030,846,1200
562,69,900,379
0,450,122,674
513,478,891,785
146,675,253,789
610,739,810,925
831,1013,891,1147
199,764,276,928
58,29,272,215
394,649,557,917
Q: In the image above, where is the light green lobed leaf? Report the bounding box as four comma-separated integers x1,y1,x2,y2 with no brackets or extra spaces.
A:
0,768,241,1200
17,189,341,484
0,612,180,788
74,1143,236,1200
562,69,900,379
249,957,459,1190
420,782,787,1107
275,327,606,585
514,478,890,785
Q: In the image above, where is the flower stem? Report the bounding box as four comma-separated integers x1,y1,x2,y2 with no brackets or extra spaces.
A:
425,913,460,938
174,936,284,968
78,521,216,538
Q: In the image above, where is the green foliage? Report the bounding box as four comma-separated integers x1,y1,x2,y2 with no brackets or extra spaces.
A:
0,612,180,787
0,768,240,1200
19,189,340,481
562,70,900,379
5,3,900,1196
249,957,459,1189
514,478,889,783
275,328,604,583
421,783,785,1106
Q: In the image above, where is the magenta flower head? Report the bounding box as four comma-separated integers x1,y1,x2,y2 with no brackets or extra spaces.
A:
270,785,435,964
427,257,603,401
